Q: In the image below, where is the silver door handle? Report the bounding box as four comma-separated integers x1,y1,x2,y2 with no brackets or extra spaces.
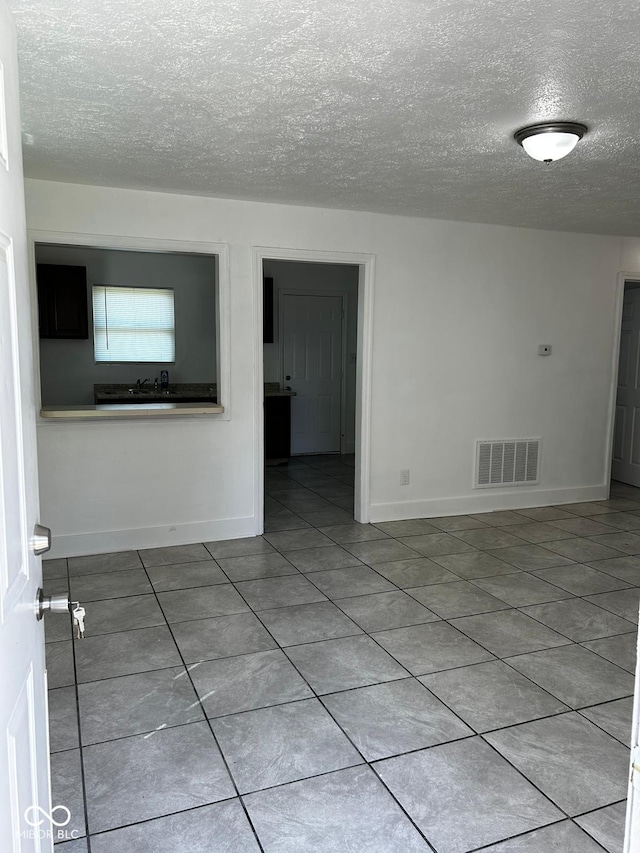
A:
31,523,51,556
36,589,69,621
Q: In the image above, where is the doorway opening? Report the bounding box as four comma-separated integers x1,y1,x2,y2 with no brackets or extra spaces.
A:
612,279,640,490
254,249,374,531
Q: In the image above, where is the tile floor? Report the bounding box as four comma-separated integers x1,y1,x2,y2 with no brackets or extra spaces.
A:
44,455,639,852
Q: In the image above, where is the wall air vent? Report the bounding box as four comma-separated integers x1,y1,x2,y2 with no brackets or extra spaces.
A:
475,439,540,488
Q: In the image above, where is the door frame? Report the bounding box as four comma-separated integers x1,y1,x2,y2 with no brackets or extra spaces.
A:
252,247,375,526
605,272,640,488
279,289,348,455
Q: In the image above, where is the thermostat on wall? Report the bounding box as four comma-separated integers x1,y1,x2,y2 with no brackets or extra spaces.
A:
537,345,552,356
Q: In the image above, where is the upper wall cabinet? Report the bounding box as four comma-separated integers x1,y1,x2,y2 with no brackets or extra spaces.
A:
37,263,89,339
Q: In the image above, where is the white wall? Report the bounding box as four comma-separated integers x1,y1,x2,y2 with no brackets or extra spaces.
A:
262,259,359,453
36,244,217,405
25,179,637,556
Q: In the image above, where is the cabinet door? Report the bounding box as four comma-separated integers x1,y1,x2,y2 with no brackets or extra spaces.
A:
37,263,88,339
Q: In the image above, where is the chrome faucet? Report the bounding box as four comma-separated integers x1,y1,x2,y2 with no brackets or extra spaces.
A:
136,378,150,388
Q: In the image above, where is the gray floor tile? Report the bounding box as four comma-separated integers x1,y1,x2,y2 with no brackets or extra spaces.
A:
191,649,313,717
559,502,617,516
542,537,624,563
157,584,250,622
472,572,570,606
51,749,87,839
597,498,640,511
471,510,530,527
43,557,68,579
70,569,152,602
217,551,299,581
75,625,182,682
450,610,570,657
372,621,494,675
344,538,424,565
589,530,640,554
84,721,234,833
46,640,75,689
512,506,574,522
211,699,363,793
485,713,629,816
373,519,440,536
335,590,439,632
68,551,142,576
48,685,80,752
533,563,631,595
172,611,277,662
580,697,633,745
244,765,431,853
45,609,74,644
284,634,409,694
375,737,562,853
257,600,362,646
234,575,327,610
420,660,568,732
431,550,519,579
138,543,212,567
307,565,396,598
453,527,527,550
204,536,275,559
548,516,617,536
90,800,261,853
54,839,88,852
595,511,640,531
407,580,510,618
370,558,460,587
146,560,228,591
486,544,575,571
299,508,356,526
584,588,640,623
427,514,490,531
397,532,476,558
82,594,165,637
582,631,638,673
281,544,363,572
504,522,576,544
79,665,203,743
506,644,634,708
520,598,635,642
322,678,472,760
318,523,390,544
588,554,640,584
263,528,335,551
263,512,311,532
478,820,608,852
575,801,627,853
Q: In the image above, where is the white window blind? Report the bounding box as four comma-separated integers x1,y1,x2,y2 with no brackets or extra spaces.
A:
93,285,175,363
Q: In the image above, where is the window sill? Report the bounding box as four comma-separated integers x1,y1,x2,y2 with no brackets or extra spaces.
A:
40,403,225,420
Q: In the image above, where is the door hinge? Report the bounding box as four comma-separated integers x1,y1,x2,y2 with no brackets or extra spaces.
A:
631,746,640,790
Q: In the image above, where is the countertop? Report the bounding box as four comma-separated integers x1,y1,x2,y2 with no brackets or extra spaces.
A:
94,382,217,403
264,383,296,397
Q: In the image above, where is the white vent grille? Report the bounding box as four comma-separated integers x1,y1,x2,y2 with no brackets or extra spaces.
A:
475,439,540,488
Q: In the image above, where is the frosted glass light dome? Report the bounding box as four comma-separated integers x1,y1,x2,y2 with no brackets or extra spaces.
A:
514,122,587,164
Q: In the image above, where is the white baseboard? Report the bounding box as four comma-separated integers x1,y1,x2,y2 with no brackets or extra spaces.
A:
368,484,609,523
48,516,259,559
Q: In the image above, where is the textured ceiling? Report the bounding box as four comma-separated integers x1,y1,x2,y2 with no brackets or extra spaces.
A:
8,0,640,235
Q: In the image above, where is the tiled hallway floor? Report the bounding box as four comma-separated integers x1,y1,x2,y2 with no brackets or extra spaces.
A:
44,455,638,852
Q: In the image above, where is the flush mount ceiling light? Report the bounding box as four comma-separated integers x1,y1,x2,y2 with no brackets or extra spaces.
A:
514,121,587,164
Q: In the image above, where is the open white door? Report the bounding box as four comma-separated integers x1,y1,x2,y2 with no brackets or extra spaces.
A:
612,286,640,487
0,3,54,851
625,611,640,852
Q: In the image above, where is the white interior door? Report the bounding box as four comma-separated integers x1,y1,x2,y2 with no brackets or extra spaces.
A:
612,287,640,486
624,612,640,852
282,293,343,455
0,4,53,851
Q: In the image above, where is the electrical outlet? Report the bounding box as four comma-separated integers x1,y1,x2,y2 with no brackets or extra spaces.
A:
400,469,410,486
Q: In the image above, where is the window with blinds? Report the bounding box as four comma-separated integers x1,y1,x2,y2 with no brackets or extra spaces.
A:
92,285,175,363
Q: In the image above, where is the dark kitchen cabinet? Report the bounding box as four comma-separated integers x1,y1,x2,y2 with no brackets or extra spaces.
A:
37,263,89,339
264,395,291,462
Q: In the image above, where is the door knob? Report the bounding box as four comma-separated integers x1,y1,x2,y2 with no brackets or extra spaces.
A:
35,589,69,621
285,375,291,380
31,523,51,556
